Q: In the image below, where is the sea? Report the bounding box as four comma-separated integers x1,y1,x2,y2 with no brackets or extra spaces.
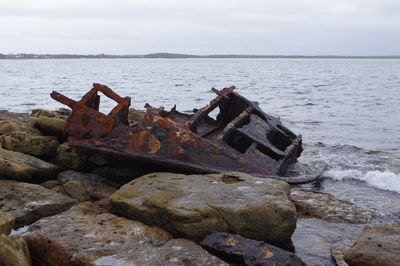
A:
1,58,399,265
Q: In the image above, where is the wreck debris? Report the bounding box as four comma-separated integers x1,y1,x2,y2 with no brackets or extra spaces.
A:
200,231,306,266
51,83,318,184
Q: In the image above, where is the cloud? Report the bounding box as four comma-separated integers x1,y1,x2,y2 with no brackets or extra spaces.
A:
0,0,399,54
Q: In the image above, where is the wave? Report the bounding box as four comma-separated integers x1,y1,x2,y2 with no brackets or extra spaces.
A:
325,169,400,193
300,143,400,194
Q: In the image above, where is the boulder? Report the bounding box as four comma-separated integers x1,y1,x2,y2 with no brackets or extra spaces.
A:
58,170,117,200
30,109,57,118
31,116,65,137
62,181,91,202
0,148,60,182
0,234,31,266
0,131,59,157
200,231,305,265
39,180,61,189
0,180,76,227
25,202,227,266
110,172,297,250
31,108,70,119
0,119,22,135
290,188,376,223
344,224,400,266
0,213,15,235
53,143,87,170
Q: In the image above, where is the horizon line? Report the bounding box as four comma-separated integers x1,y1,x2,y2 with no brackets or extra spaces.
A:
1,52,400,59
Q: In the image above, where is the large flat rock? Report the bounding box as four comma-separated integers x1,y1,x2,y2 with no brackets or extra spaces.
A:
110,172,297,250
290,188,377,223
0,180,76,227
24,202,227,266
344,224,400,266
0,147,60,182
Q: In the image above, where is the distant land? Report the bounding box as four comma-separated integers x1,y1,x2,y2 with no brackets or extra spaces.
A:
1,52,400,59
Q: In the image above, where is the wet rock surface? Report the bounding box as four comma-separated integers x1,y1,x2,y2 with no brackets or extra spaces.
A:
0,213,15,235
0,147,60,182
343,224,400,266
0,131,59,157
0,180,76,227
200,231,305,266
0,234,32,266
110,172,297,250
25,202,227,266
290,188,376,223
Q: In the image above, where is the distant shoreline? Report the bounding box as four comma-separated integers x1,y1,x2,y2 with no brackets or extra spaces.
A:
1,52,400,59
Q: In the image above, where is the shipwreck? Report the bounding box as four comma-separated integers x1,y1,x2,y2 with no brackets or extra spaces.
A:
51,83,318,184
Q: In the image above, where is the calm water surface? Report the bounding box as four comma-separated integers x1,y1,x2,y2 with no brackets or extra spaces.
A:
1,58,399,265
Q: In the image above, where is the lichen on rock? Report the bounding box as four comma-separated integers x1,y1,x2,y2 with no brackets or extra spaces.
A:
110,171,297,250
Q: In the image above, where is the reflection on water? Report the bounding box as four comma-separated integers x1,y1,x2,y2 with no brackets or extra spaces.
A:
293,219,364,265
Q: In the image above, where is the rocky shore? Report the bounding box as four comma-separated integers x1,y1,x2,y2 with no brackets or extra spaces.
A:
0,109,399,266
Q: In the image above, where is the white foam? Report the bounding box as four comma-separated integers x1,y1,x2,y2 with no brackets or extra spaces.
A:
325,169,400,193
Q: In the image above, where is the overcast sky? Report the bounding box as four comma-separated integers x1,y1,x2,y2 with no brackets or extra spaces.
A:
1,0,399,55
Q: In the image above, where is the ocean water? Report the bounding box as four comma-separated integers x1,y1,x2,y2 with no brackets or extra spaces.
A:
1,58,400,264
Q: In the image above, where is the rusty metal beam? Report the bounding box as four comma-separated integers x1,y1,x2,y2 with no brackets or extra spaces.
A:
51,83,319,184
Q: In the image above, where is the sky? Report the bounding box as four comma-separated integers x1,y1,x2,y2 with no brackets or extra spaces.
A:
0,0,399,55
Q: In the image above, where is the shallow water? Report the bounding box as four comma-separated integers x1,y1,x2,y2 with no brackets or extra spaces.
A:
1,58,399,264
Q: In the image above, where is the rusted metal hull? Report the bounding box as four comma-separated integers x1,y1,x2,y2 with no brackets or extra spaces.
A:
51,83,313,184
200,231,306,266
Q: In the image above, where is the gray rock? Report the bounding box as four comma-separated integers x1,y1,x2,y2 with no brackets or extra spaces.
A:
0,213,15,235
58,170,117,200
0,131,59,157
344,224,400,266
0,180,76,227
0,234,31,266
200,231,305,265
0,148,60,182
25,202,227,266
110,172,297,250
62,181,91,202
290,188,376,223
